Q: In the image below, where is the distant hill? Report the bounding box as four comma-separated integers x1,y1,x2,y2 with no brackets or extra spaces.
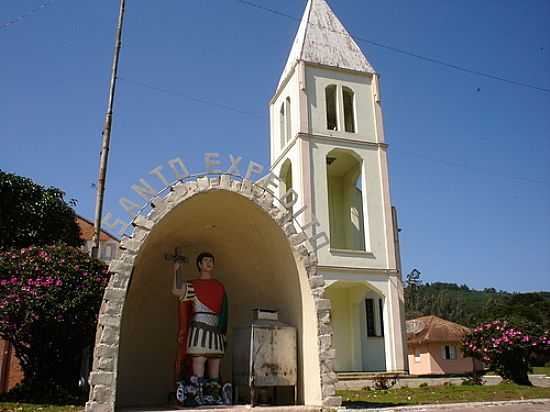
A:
404,278,550,333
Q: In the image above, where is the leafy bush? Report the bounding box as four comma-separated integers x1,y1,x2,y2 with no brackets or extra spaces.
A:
0,170,82,250
0,245,109,402
463,320,550,385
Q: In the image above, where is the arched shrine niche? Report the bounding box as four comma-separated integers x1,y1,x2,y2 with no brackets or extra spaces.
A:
86,177,340,412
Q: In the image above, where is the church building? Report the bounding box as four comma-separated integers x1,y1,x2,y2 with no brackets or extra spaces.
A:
86,1,407,411
269,0,408,374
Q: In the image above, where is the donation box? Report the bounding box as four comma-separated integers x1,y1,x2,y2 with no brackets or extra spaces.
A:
232,309,297,406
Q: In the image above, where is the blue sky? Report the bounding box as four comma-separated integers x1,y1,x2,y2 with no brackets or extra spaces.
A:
2,0,549,292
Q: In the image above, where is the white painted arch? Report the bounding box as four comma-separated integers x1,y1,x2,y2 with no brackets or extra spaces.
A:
86,175,341,412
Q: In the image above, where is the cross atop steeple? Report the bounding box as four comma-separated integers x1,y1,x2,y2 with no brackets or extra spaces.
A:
278,0,375,89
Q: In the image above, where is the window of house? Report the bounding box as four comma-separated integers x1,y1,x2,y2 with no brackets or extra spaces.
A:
326,85,338,131
378,298,384,336
415,350,421,363
365,299,376,337
442,344,457,360
342,86,355,133
280,102,286,149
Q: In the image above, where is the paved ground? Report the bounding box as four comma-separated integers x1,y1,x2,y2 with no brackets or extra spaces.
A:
340,398,550,411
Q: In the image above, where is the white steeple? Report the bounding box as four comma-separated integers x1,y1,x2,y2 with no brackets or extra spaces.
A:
278,0,375,88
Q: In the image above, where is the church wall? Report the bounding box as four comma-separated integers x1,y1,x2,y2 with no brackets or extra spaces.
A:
305,65,375,142
311,142,390,270
270,69,302,163
325,282,387,372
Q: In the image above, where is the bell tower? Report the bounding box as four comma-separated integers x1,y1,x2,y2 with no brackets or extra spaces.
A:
269,0,407,373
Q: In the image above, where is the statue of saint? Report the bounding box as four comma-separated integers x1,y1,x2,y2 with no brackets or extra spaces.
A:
172,252,228,405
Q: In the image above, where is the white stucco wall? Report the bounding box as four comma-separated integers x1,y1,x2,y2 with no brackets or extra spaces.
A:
305,65,376,142
311,142,392,269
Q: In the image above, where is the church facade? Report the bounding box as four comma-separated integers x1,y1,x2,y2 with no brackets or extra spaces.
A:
269,0,407,375
86,1,407,411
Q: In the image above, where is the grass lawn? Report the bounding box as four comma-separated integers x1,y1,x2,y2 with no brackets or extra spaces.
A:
0,404,82,412
533,366,550,376
338,383,550,408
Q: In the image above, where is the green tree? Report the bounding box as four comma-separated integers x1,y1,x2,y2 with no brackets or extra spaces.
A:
0,245,109,402
0,170,82,250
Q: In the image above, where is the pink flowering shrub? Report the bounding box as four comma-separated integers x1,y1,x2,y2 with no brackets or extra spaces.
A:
463,320,550,385
0,244,109,401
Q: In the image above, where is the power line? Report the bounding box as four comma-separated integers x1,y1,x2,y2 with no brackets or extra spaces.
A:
118,76,264,118
119,75,547,186
0,0,55,31
236,0,550,94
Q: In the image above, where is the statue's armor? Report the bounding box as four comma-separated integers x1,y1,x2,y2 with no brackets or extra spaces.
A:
180,279,227,357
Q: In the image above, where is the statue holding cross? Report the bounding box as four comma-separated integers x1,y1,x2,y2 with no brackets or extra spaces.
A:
166,248,229,405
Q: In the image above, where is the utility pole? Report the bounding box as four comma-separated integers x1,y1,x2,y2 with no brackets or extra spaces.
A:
91,0,126,258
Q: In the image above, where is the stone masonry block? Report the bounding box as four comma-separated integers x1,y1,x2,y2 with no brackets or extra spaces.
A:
132,215,154,231
98,357,114,371
316,299,332,311
322,396,342,407
231,180,242,192
119,238,142,254
283,222,297,236
209,177,220,187
109,273,129,289
91,385,113,403
95,344,116,359
220,175,232,189
169,183,188,202
108,259,132,275
295,244,309,257
197,176,209,191
259,192,274,210
319,334,332,352
309,276,325,289
89,371,114,386
86,401,112,412
240,179,253,198
318,309,331,324
103,288,126,303
100,326,119,346
99,314,121,329
289,232,308,246
322,384,336,398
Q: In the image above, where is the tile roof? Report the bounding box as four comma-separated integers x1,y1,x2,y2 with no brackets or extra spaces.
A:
76,215,118,242
407,315,471,345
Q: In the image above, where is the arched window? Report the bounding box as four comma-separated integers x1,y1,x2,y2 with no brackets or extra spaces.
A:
326,149,366,251
279,102,286,149
325,85,338,131
285,97,292,144
342,86,356,133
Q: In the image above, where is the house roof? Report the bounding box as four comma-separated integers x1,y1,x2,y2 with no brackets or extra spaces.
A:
277,0,375,89
76,215,119,242
406,315,470,345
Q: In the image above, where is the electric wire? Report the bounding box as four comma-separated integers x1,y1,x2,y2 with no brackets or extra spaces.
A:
1,0,55,31
235,0,550,94
118,76,264,118
117,76,547,186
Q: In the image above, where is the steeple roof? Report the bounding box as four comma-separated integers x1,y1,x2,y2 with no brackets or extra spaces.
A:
278,0,375,88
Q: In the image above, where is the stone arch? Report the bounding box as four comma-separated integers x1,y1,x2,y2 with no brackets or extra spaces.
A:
86,175,340,412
